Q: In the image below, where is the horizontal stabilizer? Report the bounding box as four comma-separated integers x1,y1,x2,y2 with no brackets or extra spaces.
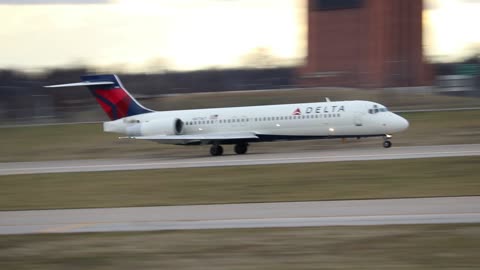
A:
44,81,114,88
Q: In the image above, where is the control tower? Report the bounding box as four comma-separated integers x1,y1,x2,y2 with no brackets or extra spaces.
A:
299,0,430,87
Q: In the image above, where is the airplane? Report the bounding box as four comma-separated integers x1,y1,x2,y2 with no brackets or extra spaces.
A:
46,74,409,156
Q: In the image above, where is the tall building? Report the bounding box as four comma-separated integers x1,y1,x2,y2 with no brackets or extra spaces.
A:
298,0,431,88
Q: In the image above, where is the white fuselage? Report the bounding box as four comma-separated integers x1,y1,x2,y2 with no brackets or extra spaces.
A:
103,100,409,144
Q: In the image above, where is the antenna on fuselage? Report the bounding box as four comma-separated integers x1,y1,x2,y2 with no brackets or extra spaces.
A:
325,97,331,102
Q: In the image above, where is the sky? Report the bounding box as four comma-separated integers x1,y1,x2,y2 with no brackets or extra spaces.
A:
0,0,479,72
423,0,480,62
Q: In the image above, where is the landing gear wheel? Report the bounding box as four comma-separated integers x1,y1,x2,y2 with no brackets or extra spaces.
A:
383,140,392,148
234,143,248,155
210,145,224,156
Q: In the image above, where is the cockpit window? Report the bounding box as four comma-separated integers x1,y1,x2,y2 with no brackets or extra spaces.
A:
368,105,388,114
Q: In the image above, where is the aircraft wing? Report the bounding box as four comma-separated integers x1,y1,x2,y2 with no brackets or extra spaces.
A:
121,132,259,144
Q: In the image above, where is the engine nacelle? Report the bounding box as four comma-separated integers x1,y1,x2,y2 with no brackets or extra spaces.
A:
136,118,184,136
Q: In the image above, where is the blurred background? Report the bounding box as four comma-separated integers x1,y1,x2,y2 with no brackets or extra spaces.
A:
1,2,480,269
0,0,479,125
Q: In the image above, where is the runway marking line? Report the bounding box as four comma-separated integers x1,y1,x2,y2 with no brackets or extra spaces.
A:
2,212,478,234
39,223,93,233
3,212,480,227
1,149,480,174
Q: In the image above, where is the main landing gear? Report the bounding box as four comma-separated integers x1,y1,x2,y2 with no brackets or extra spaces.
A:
383,134,392,148
210,144,224,156
209,143,249,156
234,143,248,155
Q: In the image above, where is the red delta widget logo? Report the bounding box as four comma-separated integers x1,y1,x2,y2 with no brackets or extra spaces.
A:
292,108,301,115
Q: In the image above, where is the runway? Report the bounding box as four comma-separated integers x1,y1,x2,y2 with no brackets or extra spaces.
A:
1,144,480,175
0,196,479,235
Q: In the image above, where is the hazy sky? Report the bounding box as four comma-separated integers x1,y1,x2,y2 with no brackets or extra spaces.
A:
0,0,479,71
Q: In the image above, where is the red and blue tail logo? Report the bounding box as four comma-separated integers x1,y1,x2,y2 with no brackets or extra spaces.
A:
81,74,153,120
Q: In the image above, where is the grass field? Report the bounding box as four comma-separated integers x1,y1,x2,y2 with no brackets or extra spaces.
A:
1,224,479,269
1,110,480,162
1,157,479,211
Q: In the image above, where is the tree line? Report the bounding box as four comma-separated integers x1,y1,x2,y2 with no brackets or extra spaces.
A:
0,67,295,124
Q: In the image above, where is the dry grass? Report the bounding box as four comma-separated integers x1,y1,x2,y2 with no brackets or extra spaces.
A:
1,157,479,210
1,224,479,269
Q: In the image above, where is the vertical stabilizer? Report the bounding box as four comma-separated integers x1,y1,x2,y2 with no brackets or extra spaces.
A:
80,74,153,120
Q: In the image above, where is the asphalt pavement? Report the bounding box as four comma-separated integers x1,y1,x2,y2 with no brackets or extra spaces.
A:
1,196,479,235
1,144,479,175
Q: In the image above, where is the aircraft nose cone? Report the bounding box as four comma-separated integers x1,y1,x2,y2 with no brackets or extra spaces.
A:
400,117,409,131
393,114,409,133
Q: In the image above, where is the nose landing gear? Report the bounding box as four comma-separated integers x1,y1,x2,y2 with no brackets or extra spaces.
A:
383,134,392,148
383,140,392,148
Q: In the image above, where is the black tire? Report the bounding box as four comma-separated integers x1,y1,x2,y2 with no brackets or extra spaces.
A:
234,143,248,155
210,145,224,156
383,141,392,148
